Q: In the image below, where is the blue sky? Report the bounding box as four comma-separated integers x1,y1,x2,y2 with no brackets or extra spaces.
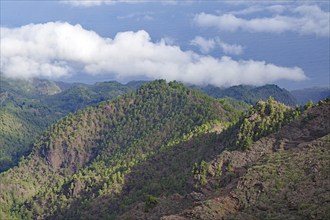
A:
1,0,329,90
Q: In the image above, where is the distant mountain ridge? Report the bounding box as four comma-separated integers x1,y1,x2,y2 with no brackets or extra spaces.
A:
195,84,296,106
291,87,330,105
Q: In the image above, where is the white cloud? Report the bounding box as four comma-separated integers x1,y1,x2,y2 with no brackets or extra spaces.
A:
217,39,244,55
62,0,192,7
0,22,306,87
191,36,244,55
117,12,154,21
228,5,287,15
62,0,110,7
161,36,176,45
190,36,216,54
194,5,329,37
267,5,287,14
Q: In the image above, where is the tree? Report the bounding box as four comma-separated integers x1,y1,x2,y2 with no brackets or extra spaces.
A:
304,100,313,110
144,194,159,211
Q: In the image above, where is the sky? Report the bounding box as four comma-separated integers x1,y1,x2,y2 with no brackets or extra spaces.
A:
0,0,329,90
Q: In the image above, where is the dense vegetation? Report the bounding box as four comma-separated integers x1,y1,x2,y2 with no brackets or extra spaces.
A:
0,77,65,172
189,100,330,220
1,75,329,220
226,97,301,150
1,76,304,172
119,99,330,220
0,80,239,219
0,76,141,172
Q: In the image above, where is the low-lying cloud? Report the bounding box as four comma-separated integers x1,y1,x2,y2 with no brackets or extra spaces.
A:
1,22,306,87
194,5,329,37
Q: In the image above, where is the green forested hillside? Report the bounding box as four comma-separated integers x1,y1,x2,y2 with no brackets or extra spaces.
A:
0,77,137,172
222,97,301,150
1,77,328,220
119,99,330,220
0,80,239,219
0,77,293,172
0,77,65,172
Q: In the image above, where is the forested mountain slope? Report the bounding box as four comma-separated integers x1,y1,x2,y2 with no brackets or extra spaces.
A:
2,76,328,219
0,76,298,172
120,99,330,220
0,77,69,172
0,80,239,219
0,77,138,172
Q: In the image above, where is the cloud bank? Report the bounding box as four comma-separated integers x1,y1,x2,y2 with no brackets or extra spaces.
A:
191,36,244,55
194,5,329,37
1,22,306,87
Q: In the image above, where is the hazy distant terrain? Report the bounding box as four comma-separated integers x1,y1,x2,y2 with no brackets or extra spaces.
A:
291,87,330,105
196,84,296,106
